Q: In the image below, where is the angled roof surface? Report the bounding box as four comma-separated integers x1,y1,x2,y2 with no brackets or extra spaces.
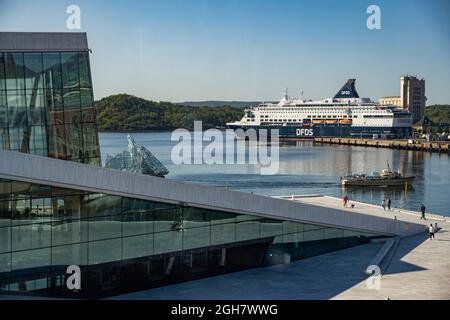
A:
0,32,89,52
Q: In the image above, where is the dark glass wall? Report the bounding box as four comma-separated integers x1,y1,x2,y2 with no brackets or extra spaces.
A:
0,179,376,295
0,51,101,165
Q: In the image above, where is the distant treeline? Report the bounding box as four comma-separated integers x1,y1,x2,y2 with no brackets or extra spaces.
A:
426,105,450,125
94,94,244,131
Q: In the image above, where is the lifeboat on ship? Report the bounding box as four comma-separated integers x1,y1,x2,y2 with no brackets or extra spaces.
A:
312,119,324,125
325,119,338,124
339,119,353,125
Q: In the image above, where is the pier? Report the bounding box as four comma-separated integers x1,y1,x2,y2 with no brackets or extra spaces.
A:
314,137,450,154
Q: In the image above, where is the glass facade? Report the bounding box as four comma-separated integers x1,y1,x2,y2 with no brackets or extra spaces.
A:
0,178,376,296
0,51,101,165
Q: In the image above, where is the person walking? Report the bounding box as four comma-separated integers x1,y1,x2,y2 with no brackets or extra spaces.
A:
381,199,386,211
387,198,392,211
420,203,426,220
429,224,435,240
343,195,349,208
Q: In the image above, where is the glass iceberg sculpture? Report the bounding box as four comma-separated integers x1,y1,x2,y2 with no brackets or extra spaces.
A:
105,135,169,177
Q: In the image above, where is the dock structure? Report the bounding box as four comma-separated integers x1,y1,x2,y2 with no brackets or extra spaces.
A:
314,137,450,154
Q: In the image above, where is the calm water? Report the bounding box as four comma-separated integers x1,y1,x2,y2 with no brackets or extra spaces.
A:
99,131,450,216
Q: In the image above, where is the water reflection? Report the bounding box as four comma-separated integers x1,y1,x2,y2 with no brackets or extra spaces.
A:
99,132,449,216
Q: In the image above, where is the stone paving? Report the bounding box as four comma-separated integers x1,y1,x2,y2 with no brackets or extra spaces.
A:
334,227,450,300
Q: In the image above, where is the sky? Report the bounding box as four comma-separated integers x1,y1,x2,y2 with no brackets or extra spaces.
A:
1,0,449,104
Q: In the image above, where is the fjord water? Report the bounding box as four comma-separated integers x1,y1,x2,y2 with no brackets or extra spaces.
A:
100,132,450,216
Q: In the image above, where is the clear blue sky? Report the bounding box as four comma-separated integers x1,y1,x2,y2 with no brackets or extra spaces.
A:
1,0,449,104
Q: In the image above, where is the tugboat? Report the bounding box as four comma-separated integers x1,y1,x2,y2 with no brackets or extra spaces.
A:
340,164,415,187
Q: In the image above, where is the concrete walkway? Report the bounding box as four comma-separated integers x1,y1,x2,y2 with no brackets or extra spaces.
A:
277,195,448,227
334,227,450,300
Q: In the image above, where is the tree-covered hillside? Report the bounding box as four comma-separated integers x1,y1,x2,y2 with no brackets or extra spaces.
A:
94,94,244,131
426,105,450,125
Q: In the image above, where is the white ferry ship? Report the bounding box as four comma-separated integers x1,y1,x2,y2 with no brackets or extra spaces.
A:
226,79,412,138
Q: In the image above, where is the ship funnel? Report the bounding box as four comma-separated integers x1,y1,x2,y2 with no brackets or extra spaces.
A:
333,79,360,99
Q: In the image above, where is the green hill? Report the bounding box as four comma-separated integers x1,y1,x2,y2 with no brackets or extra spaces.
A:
425,105,450,125
94,94,244,131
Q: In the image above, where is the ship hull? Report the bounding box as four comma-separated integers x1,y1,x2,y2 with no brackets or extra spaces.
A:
341,176,415,187
228,124,411,139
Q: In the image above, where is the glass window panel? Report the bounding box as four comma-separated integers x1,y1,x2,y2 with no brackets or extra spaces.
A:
282,232,304,243
11,222,51,251
80,88,93,108
211,223,235,245
303,223,324,231
47,124,67,160
153,205,180,232
0,128,9,150
7,104,27,128
0,90,7,127
61,52,79,89
153,231,182,254
5,53,25,91
122,211,153,237
51,193,83,221
303,229,324,242
236,214,259,222
63,87,80,110
122,234,153,260
27,94,46,126
343,230,363,238
29,125,48,155
83,194,121,218
0,252,11,273
64,121,83,161
0,179,10,201
88,238,121,265
260,219,283,237
24,53,44,92
0,53,6,90
323,227,344,239
89,215,122,241
0,226,11,253
122,197,153,214
0,201,11,224
183,226,210,250
210,211,236,225
52,242,88,267
79,53,92,88
43,53,62,89
282,221,303,234
183,207,210,228
82,122,100,159
7,127,28,151
11,247,51,271
236,219,260,241
45,89,64,123
52,219,88,246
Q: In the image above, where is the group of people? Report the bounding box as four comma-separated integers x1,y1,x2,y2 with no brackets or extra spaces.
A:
342,196,439,240
381,198,392,211
429,223,439,240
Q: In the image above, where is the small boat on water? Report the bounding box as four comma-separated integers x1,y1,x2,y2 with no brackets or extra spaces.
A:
341,165,415,187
